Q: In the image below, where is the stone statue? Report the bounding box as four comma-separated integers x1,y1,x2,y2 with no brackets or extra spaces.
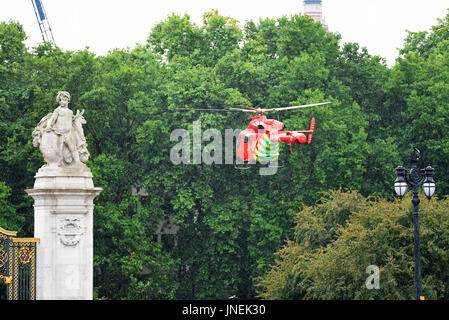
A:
32,91,90,171
27,91,102,300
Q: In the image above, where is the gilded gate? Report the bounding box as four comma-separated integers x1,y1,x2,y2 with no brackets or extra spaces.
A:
0,227,39,300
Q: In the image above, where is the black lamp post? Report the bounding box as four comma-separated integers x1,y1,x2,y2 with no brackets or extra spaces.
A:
394,147,436,300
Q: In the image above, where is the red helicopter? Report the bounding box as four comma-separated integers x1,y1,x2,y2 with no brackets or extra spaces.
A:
230,102,331,165
175,101,331,167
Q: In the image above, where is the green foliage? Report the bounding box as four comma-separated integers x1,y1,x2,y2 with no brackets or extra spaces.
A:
0,21,26,66
0,181,20,231
387,10,449,195
256,190,449,300
148,10,241,67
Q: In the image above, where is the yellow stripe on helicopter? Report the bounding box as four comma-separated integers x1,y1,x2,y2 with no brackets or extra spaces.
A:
254,133,279,163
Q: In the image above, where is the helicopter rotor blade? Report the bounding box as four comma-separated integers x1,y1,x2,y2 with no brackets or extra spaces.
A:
229,108,256,113
171,102,331,114
268,102,332,112
233,105,257,111
173,108,237,112
173,105,259,113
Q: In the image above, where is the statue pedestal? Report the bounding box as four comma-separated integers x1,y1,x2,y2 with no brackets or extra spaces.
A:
26,166,102,300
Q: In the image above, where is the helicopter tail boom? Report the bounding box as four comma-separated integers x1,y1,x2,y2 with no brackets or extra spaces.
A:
276,118,316,154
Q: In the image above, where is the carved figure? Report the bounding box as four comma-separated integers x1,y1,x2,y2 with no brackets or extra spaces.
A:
32,91,90,169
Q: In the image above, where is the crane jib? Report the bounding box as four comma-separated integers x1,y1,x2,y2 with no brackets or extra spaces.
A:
34,0,46,21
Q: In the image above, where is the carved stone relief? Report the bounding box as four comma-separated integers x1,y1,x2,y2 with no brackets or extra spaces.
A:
57,217,84,247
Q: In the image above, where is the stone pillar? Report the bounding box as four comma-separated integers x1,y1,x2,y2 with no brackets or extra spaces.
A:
26,166,102,300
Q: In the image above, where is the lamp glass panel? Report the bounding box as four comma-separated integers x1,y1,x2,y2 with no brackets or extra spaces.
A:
395,181,407,197
423,182,435,198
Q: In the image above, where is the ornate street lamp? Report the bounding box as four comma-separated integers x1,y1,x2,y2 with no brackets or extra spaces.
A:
394,147,436,300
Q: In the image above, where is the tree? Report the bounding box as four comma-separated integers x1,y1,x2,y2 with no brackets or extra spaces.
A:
386,10,449,195
0,21,36,236
0,181,18,230
2,8,449,300
77,46,180,299
256,189,449,300
148,10,241,67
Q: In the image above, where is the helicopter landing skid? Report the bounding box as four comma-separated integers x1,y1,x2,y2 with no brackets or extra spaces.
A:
234,163,252,170
233,160,285,170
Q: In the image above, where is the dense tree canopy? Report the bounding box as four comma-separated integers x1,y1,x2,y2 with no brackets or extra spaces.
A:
1,9,449,299
256,189,449,300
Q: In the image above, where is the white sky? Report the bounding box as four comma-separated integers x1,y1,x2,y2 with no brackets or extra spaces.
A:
1,1,449,67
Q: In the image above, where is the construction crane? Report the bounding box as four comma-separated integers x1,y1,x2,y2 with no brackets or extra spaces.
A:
31,0,55,44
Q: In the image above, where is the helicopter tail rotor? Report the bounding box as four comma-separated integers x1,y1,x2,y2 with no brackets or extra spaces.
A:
308,118,316,144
